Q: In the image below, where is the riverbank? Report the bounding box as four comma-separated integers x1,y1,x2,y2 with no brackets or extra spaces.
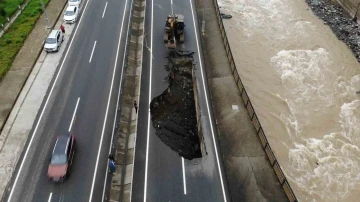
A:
306,0,360,62
219,0,360,201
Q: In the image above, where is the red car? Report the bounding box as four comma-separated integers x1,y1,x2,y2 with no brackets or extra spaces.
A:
48,134,75,182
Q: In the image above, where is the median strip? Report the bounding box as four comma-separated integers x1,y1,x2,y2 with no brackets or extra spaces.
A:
107,0,146,201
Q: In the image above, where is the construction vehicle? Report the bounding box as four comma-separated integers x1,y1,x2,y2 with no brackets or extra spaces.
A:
164,14,185,49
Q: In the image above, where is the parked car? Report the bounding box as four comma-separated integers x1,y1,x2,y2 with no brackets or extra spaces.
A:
63,5,80,24
48,134,76,182
44,30,64,52
68,0,81,6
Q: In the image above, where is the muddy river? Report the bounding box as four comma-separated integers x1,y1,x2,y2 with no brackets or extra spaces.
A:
218,0,360,201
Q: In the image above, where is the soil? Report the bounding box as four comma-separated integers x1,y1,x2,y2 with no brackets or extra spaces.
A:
306,0,360,62
150,51,201,160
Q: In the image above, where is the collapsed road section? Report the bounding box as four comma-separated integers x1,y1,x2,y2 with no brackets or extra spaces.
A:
150,51,206,160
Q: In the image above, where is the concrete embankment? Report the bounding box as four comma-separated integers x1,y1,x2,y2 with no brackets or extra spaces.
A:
194,0,290,201
306,0,360,61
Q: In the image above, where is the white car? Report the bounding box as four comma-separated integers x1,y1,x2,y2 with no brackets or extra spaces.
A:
68,0,81,6
63,5,80,24
44,30,64,52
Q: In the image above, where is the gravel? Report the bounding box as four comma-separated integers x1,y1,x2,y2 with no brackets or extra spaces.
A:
306,0,360,62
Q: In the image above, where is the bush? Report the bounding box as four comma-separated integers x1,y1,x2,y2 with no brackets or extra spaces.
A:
0,0,50,80
0,0,26,25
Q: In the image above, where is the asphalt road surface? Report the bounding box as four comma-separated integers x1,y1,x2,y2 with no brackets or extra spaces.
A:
131,0,231,201
4,0,132,201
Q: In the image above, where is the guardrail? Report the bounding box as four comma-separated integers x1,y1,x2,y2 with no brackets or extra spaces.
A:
211,0,298,201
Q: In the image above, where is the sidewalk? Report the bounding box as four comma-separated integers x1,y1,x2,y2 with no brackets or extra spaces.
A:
0,0,74,199
194,0,289,201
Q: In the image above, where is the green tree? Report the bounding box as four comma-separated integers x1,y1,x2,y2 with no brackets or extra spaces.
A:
0,0,6,18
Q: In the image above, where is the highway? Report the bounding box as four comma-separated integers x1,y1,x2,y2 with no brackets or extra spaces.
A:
4,0,132,201
131,0,230,201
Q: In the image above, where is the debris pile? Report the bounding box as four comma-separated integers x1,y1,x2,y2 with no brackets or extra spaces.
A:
150,51,201,160
306,0,360,62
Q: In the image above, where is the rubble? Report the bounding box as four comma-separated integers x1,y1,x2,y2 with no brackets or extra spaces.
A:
306,0,360,62
150,51,202,160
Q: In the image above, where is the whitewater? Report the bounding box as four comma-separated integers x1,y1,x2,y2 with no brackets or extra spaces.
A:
218,0,360,201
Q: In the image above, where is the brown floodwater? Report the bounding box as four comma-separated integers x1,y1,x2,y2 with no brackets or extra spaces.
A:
218,0,360,201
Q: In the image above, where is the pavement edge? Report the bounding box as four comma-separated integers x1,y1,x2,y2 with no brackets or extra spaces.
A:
108,0,146,201
0,0,68,132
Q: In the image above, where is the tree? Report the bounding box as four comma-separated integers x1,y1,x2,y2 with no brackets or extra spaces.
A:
0,0,6,18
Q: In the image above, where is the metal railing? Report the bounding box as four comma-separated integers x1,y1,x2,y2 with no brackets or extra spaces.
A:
210,0,298,201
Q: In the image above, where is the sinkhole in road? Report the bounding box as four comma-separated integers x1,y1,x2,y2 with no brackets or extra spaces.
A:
150,51,206,160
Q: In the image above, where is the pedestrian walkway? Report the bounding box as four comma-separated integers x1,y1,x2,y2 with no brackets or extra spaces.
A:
194,0,289,201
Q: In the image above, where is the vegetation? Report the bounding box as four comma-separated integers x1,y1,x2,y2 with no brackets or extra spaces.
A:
0,0,26,25
0,0,49,80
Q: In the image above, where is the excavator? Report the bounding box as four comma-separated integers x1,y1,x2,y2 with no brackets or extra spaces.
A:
164,14,185,49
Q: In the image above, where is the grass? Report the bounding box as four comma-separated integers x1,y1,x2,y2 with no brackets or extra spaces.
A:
0,0,26,25
0,0,49,81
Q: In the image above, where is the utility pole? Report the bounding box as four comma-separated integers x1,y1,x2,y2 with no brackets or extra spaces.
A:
201,0,205,35
40,0,51,29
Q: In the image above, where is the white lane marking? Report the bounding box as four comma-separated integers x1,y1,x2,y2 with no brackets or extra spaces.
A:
101,0,134,199
102,2,108,18
89,41,97,63
189,0,227,201
68,97,80,132
7,0,92,200
143,0,154,201
48,193,52,202
88,0,130,200
182,157,187,195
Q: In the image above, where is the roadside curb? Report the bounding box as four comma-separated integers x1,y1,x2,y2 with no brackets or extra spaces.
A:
0,0,67,134
108,0,146,201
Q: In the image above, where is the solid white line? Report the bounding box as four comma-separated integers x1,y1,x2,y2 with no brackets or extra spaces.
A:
68,97,80,132
89,41,97,63
182,157,187,195
143,0,153,201
189,0,227,201
6,0,92,200
88,0,130,200
101,0,134,200
102,2,108,18
47,193,52,202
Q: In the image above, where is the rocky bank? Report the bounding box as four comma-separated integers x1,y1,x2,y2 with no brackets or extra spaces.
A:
150,51,201,160
306,0,360,62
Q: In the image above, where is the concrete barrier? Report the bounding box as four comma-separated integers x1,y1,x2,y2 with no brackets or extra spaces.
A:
210,0,298,201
